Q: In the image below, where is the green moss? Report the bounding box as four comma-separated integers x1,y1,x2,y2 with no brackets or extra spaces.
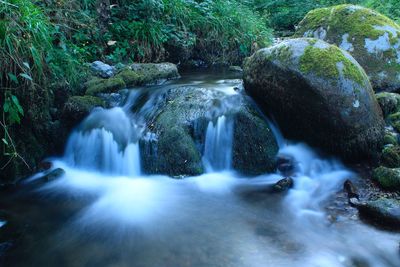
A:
114,68,140,87
390,120,400,132
383,134,398,145
372,166,400,191
381,145,400,167
85,77,126,95
299,43,365,85
271,44,293,65
376,92,400,117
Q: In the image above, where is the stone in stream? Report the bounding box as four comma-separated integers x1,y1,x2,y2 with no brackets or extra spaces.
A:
276,154,296,176
356,198,400,230
140,86,279,176
343,179,360,202
294,5,400,92
271,177,294,193
243,38,385,161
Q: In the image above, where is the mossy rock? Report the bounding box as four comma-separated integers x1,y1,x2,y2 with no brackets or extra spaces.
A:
294,4,400,92
130,63,179,85
85,77,126,95
114,68,141,87
244,38,384,161
375,92,400,117
383,133,398,146
381,145,400,167
62,96,105,127
372,166,400,191
140,86,278,176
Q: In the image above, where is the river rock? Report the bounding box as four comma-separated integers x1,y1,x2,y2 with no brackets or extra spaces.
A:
130,62,179,85
244,38,385,161
294,5,400,92
372,166,400,191
140,86,279,176
62,96,105,127
357,198,400,230
376,92,400,117
91,61,115,78
381,145,400,168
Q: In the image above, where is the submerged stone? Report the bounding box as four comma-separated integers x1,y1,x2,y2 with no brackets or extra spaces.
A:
244,38,384,161
295,5,400,92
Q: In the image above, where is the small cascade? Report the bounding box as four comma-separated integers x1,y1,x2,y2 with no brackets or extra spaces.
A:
64,105,141,177
202,115,234,172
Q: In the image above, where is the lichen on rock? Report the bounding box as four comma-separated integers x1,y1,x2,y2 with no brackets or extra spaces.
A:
295,4,400,92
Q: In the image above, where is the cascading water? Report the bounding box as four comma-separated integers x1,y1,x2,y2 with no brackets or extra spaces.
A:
64,98,141,176
202,115,234,172
3,71,399,267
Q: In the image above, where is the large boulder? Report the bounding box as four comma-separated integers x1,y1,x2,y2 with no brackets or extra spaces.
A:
294,4,400,92
140,86,279,176
243,38,385,161
356,198,400,230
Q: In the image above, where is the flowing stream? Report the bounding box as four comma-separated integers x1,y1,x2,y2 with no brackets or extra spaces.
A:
0,71,399,267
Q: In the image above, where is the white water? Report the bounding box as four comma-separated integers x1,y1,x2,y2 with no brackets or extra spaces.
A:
23,75,400,267
202,115,234,172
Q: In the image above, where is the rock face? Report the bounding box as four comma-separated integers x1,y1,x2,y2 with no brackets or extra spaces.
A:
140,86,279,176
243,38,385,160
294,4,400,92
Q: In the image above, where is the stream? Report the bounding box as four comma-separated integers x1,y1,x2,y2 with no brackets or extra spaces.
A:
0,71,399,267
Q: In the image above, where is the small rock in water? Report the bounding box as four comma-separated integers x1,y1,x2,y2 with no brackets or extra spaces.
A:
38,160,53,171
276,154,296,176
272,177,294,193
91,61,115,78
343,179,359,201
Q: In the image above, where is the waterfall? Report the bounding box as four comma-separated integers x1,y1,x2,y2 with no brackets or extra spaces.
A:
64,103,141,177
202,115,234,172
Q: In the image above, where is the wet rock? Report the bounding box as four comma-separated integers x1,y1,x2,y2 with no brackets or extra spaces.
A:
272,177,294,192
381,145,400,168
85,77,126,96
344,179,360,201
62,96,105,127
372,166,400,191
276,155,296,176
130,62,179,85
356,198,400,230
376,92,400,118
244,38,385,161
91,61,115,78
294,5,400,92
140,86,278,176
38,160,53,171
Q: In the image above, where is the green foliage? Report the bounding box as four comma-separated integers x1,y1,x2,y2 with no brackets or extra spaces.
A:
364,0,400,24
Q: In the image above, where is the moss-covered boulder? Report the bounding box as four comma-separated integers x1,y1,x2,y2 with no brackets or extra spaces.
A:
130,62,179,85
294,4,400,92
372,166,400,191
381,145,400,167
62,96,105,127
114,68,141,87
375,92,400,117
243,38,385,161
140,86,278,176
85,77,126,95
